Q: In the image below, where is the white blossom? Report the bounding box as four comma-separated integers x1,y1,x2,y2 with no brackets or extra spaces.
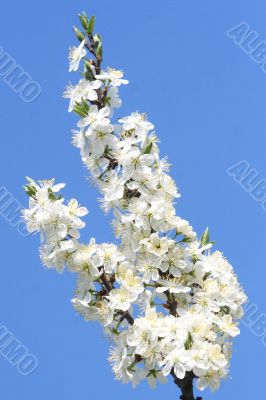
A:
77,105,111,129
96,67,129,86
68,40,87,72
64,79,102,111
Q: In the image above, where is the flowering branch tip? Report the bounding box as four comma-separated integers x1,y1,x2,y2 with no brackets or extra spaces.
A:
23,11,247,399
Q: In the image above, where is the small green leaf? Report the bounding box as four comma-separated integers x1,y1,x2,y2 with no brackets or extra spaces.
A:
47,188,63,202
88,16,95,35
184,332,193,350
23,176,37,197
73,26,86,42
142,142,153,154
73,107,87,117
79,13,95,35
73,100,89,117
84,61,94,80
181,236,193,243
96,42,102,58
203,272,211,280
200,227,210,246
23,183,37,198
48,189,57,201
94,34,102,58
110,328,120,336
79,12,89,31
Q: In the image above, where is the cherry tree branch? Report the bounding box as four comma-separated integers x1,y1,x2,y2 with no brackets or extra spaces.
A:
100,272,134,326
80,20,202,400
171,370,202,400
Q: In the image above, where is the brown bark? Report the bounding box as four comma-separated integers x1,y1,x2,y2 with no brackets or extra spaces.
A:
171,370,202,400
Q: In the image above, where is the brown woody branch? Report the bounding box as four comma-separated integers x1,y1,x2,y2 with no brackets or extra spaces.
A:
100,272,134,326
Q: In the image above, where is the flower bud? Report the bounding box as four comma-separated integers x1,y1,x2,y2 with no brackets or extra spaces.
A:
73,26,86,42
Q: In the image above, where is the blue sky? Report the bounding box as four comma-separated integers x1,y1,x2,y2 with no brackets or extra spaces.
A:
0,0,265,398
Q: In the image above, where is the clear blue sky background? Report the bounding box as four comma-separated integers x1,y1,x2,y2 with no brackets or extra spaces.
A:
0,1,265,399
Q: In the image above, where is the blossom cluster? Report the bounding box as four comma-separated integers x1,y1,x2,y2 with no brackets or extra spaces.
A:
23,178,88,272
23,13,247,397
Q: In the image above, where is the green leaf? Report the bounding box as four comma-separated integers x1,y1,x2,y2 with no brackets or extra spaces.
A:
200,227,210,246
110,328,120,336
96,41,102,58
23,181,37,198
84,61,94,80
73,26,86,42
203,271,211,280
88,16,95,35
48,189,57,201
184,332,193,350
73,100,89,117
94,34,102,58
47,188,63,202
24,186,36,198
142,142,153,154
181,236,193,243
79,13,95,35
79,12,89,31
